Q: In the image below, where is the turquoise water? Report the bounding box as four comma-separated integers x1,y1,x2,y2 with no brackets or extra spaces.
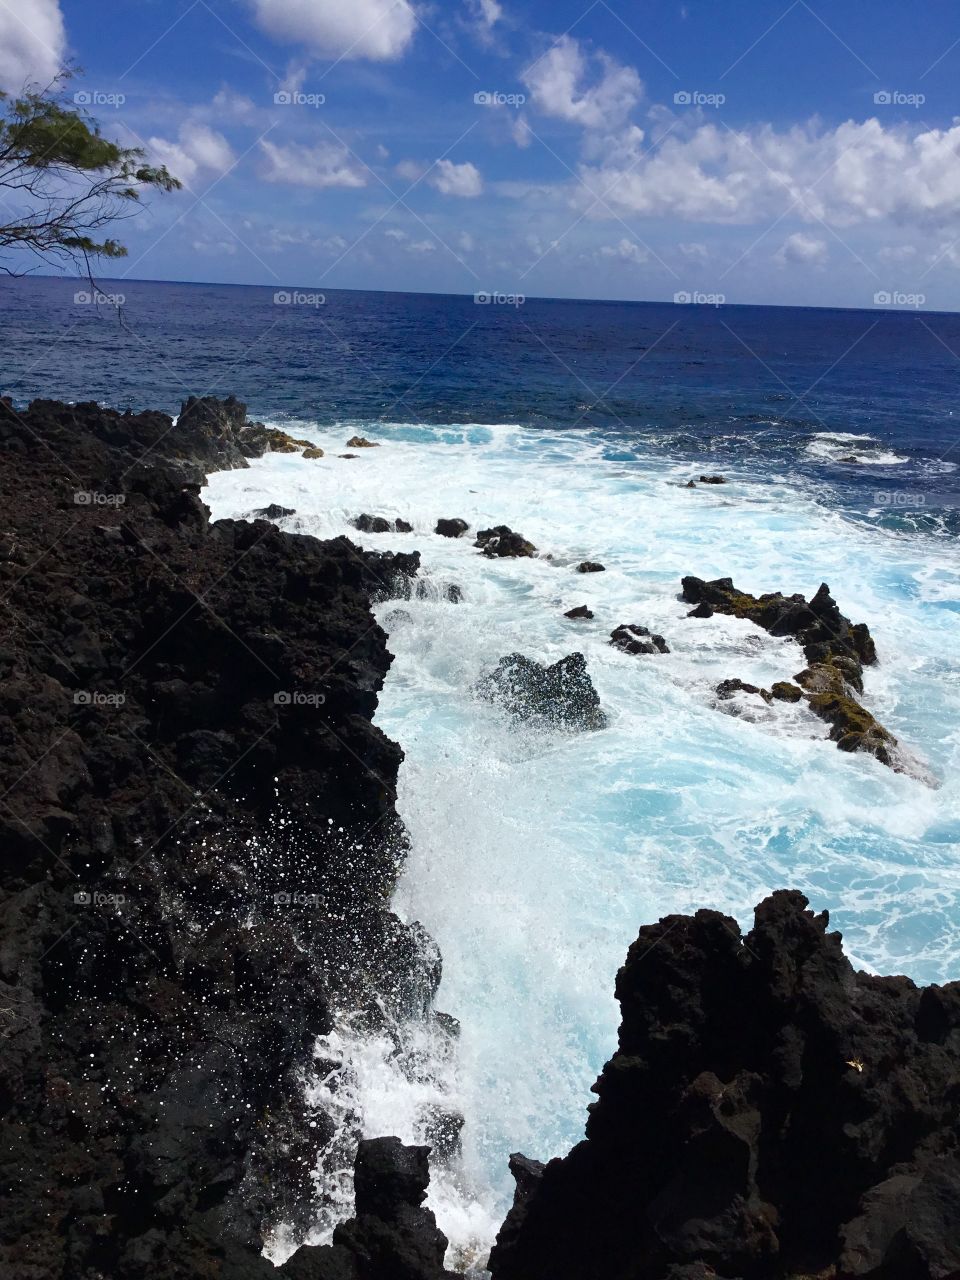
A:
206,415,960,1268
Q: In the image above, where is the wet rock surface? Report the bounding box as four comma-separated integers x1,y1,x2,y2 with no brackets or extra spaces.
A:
564,605,594,620
352,514,413,534
0,397,441,1279
476,652,607,731
434,519,469,538
610,624,670,656
488,891,960,1280
681,576,898,767
474,526,538,558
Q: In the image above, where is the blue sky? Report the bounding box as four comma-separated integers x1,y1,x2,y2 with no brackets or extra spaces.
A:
5,0,960,307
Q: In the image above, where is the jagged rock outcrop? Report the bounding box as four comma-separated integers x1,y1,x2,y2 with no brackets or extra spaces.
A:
474,526,537,558
278,1139,454,1280
681,576,896,767
476,652,607,731
0,397,435,1279
610,624,670,656
489,891,960,1280
353,514,413,534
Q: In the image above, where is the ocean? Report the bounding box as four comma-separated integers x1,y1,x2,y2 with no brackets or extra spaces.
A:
3,277,960,1269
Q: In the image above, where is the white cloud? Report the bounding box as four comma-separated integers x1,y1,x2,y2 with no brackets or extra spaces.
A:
679,241,709,261
0,0,66,93
878,244,917,261
251,0,416,61
775,232,828,266
395,159,426,182
465,0,503,43
511,114,532,149
459,230,475,251
577,118,960,230
600,237,648,265
523,36,642,129
148,123,236,186
259,139,367,189
429,158,483,197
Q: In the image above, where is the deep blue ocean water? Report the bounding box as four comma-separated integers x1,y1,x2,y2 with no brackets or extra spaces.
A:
4,277,960,1268
2,277,959,535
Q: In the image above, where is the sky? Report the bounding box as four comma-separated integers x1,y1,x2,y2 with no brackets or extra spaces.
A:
4,0,960,308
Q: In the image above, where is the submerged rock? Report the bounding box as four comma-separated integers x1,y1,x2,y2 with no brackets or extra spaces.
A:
435,518,469,538
353,513,413,534
716,677,771,703
476,652,607,731
698,474,726,484
475,525,538,558
253,503,296,520
576,561,605,573
610,624,669,655
488,891,960,1280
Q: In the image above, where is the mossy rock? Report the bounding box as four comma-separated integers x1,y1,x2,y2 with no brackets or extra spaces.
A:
302,447,324,460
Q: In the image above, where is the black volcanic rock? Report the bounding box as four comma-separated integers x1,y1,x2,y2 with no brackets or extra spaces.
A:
564,605,594,620
610,624,669,655
279,1139,453,1280
353,514,413,534
474,526,537,558
576,561,605,573
476,652,607,731
435,518,469,538
488,891,960,1280
254,503,296,520
681,576,896,767
0,396,434,1279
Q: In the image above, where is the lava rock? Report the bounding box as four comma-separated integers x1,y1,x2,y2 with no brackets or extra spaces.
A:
686,602,713,619
564,606,594,620
771,680,803,702
253,503,296,520
352,514,412,535
346,436,380,448
716,677,772,703
576,562,605,574
476,652,607,731
488,891,960,1280
610,624,669,655
475,526,537,558
698,474,727,484
435,518,469,538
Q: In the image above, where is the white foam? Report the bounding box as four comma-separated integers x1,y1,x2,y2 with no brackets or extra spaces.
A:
206,421,960,1271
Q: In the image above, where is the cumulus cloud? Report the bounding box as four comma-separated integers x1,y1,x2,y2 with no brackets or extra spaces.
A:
250,0,416,61
148,123,236,186
775,232,828,266
679,241,709,261
511,114,533,149
577,118,960,229
0,0,66,93
600,238,648,265
259,139,367,189
523,36,642,129
429,159,483,197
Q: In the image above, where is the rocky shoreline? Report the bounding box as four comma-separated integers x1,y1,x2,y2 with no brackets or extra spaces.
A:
0,395,956,1279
